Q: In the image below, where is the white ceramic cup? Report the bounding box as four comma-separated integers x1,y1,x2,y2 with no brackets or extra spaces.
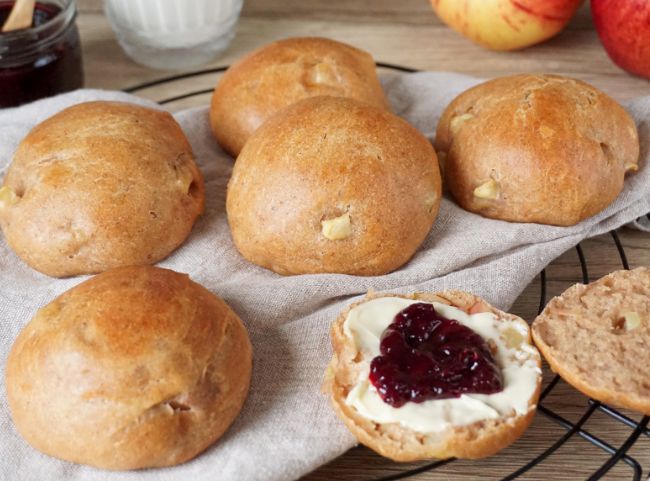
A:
104,0,243,70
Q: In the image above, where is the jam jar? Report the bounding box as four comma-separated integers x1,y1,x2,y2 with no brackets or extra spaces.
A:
0,0,83,108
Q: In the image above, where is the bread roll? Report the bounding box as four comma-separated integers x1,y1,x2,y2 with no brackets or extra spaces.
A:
226,96,441,276
532,267,650,415
434,74,639,226
0,101,205,277
5,265,252,470
210,37,389,156
323,291,542,461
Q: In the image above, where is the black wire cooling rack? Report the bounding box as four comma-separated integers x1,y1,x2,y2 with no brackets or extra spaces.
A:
125,64,650,481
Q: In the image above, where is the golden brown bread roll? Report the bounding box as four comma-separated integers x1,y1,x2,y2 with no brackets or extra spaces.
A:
226,95,441,276
5,265,252,470
210,37,389,157
323,291,542,461
434,74,639,226
0,101,205,277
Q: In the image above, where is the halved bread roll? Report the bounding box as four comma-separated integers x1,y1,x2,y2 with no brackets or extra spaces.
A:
323,291,542,461
532,267,650,415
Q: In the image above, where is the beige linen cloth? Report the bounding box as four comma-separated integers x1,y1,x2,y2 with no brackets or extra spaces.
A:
1,72,649,481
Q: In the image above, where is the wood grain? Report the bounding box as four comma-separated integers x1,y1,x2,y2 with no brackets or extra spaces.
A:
77,1,650,101
75,1,650,479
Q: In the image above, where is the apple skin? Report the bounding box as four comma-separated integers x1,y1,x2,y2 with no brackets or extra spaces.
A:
592,0,650,78
430,0,583,51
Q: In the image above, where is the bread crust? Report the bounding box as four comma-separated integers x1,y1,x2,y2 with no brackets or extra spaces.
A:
323,291,542,461
226,95,441,276
0,101,205,277
434,74,639,226
5,266,252,470
532,267,650,415
210,37,389,156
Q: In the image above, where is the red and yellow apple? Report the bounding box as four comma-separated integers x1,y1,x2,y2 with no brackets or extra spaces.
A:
592,0,650,79
430,0,583,51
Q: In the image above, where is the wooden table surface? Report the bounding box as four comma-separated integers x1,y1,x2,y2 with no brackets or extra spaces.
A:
76,1,650,479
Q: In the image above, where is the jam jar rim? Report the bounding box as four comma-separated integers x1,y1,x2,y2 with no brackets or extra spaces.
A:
0,0,77,65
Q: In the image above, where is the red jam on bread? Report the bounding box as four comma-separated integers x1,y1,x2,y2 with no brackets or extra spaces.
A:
369,303,504,408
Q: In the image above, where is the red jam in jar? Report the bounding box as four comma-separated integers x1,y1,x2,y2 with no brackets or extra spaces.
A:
0,0,83,108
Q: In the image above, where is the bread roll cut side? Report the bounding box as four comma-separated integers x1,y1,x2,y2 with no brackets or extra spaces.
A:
532,267,650,415
324,291,542,461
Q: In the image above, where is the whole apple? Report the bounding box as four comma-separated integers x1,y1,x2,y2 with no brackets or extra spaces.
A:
592,0,650,78
430,0,583,51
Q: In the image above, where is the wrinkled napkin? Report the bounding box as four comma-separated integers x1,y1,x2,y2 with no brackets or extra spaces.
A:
1,72,649,481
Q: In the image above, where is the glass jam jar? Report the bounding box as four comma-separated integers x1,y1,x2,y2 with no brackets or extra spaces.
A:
0,0,83,108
